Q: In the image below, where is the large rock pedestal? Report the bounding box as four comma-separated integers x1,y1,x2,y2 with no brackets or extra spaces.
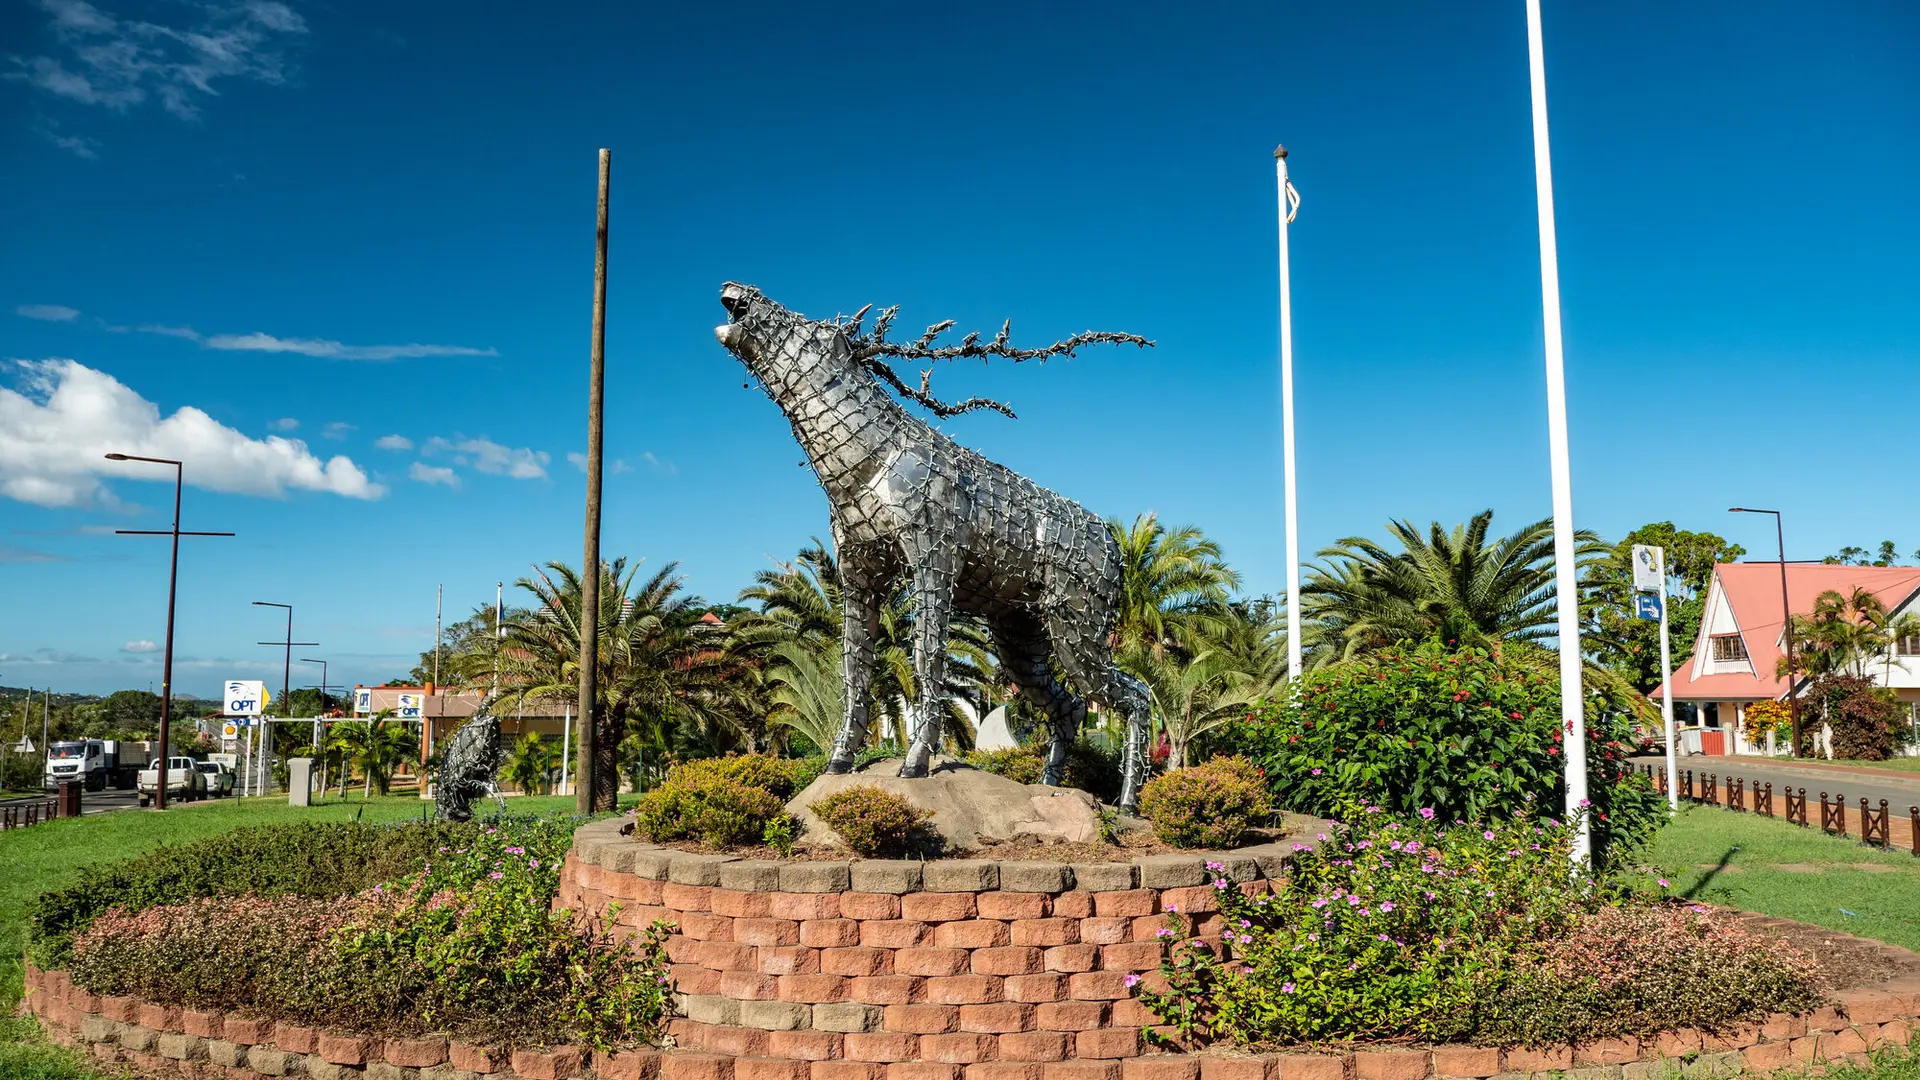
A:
788,757,1102,852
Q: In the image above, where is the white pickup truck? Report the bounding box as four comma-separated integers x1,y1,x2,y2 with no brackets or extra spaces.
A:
137,756,208,806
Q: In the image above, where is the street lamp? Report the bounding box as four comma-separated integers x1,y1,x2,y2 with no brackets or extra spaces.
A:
1729,508,1799,754
252,602,316,797
300,656,331,796
106,454,234,809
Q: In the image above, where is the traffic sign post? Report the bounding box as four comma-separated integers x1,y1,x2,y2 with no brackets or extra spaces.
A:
1632,545,1680,810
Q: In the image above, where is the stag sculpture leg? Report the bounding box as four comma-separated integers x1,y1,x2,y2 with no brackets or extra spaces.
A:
1042,611,1151,812
899,549,957,778
827,563,881,774
992,617,1089,786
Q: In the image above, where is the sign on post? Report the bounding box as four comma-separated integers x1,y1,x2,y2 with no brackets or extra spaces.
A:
396,693,424,720
1631,544,1665,592
1633,593,1663,621
225,680,267,717
354,688,372,715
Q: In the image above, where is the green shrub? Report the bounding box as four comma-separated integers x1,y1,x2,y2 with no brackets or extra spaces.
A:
65,816,671,1049
632,774,786,849
1801,674,1902,760
28,819,476,970
1226,641,1665,862
965,739,1122,801
1137,756,1271,848
810,785,932,857
669,754,810,799
1137,810,1824,1048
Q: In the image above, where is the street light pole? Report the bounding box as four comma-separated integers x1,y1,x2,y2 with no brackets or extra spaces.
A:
300,657,329,798
1522,0,1591,867
1730,508,1798,755
107,453,234,809
1274,144,1303,684
253,602,316,797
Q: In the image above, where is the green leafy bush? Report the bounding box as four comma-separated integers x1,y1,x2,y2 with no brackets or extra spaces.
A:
1136,756,1271,848
964,739,1122,801
1227,641,1665,861
669,754,811,799
1139,810,1824,1048
632,773,786,849
29,819,475,970
811,785,932,857
1802,674,1902,760
66,816,672,1049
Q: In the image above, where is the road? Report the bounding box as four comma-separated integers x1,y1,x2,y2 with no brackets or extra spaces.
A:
1634,754,1920,816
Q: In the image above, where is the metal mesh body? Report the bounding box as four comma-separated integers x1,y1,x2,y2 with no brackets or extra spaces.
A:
434,702,505,822
715,283,1151,809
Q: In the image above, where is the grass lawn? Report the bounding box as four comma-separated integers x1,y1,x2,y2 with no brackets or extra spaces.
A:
1825,757,1920,775
1645,803,1920,952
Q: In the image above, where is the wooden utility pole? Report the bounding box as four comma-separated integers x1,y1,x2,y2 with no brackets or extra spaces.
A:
577,148,610,813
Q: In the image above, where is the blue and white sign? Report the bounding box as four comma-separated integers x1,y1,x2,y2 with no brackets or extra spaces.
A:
396,692,424,720
225,680,266,717
1633,593,1663,621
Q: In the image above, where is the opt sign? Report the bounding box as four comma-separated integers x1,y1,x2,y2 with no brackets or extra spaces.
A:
225,680,266,717
396,693,424,720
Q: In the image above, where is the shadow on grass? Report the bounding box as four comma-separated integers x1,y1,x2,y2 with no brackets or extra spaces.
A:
1682,845,1741,900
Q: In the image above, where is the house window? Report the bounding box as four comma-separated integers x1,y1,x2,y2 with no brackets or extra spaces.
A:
1711,635,1748,662
1897,634,1920,657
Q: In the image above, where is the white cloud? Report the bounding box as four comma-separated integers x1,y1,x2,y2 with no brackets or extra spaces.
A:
8,0,309,121
205,332,496,362
17,304,80,321
0,358,385,507
138,324,201,340
642,451,676,476
122,639,158,653
408,462,458,488
374,434,412,451
322,421,353,439
268,417,299,431
48,130,100,158
423,435,548,480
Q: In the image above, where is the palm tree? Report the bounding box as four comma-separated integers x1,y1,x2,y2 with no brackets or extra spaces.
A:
326,714,419,798
1121,601,1286,767
1303,510,1608,661
1107,514,1241,660
493,558,730,811
732,540,992,756
1779,587,1891,681
504,732,555,795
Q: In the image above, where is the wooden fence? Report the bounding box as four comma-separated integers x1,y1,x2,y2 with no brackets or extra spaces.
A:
0,796,60,830
1638,763,1919,857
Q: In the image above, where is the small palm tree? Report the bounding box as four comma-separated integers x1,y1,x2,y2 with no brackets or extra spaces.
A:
328,713,420,798
504,732,555,795
1121,600,1286,767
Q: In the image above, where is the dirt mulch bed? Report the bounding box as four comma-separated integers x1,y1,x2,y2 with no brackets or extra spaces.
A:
1724,908,1920,990
633,824,1298,863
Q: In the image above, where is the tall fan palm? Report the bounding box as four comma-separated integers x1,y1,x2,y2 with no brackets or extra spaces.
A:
1304,510,1607,660
733,540,992,755
494,558,729,811
1108,514,1241,660
1780,587,1894,681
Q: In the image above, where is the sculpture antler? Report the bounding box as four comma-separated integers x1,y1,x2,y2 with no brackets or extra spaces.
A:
837,306,1153,419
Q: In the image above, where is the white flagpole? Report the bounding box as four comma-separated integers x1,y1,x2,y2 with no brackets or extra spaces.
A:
1524,0,1591,866
1275,145,1303,683
560,702,572,797
1660,589,1678,810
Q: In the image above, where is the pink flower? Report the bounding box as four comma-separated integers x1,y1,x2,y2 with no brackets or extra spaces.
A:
488,871,504,880
1378,901,1395,913
1310,768,1322,776
1657,878,1670,888
1418,807,1436,820
1281,982,1296,994
1124,974,1142,988
1483,830,1496,840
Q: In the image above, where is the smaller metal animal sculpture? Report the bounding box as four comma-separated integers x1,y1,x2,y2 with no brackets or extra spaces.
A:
434,701,506,822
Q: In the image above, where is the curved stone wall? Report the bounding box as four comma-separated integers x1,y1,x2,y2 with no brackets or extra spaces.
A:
559,818,1301,1064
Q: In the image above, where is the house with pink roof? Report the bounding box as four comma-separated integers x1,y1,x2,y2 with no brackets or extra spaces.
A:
1654,562,1920,755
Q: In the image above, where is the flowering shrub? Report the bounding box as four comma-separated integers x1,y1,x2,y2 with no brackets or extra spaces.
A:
1742,699,1793,746
811,785,932,857
1801,675,1903,760
632,771,788,849
1228,642,1665,862
1137,810,1825,1048
1478,905,1824,1045
1136,756,1271,848
66,815,674,1049
30,819,474,970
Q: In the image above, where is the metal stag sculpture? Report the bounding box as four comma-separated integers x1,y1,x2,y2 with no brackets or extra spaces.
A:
434,699,506,821
714,282,1158,809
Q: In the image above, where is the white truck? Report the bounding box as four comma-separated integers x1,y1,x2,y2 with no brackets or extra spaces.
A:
43,739,158,791
137,756,208,806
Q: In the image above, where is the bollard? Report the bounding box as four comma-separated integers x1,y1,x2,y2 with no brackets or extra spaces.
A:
57,779,83,819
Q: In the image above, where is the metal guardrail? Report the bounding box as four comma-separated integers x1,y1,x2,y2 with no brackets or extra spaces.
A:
1638,762,1920,857
0,797,60,830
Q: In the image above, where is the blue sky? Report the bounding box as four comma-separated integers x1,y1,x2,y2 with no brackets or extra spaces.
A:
2,1,1916,698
